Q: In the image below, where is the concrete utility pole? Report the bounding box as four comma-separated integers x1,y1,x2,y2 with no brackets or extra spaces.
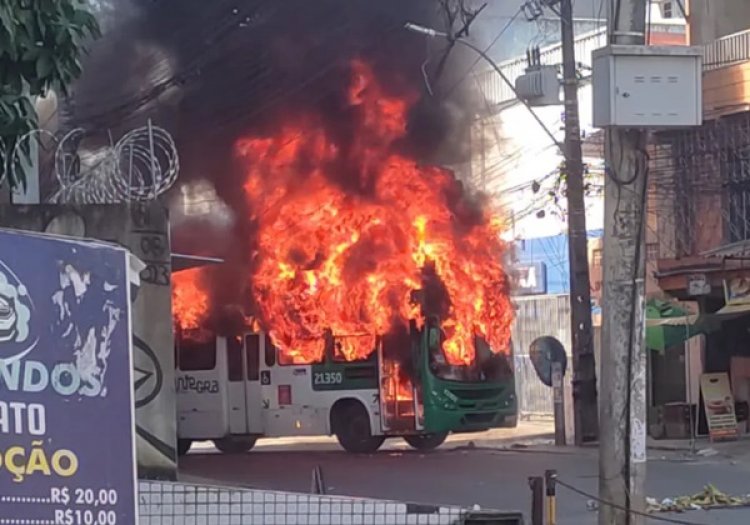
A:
559,0,599,445
599,0,649,523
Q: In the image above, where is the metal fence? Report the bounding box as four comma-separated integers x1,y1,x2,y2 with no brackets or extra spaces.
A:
137,481,525,525
511,295,572,419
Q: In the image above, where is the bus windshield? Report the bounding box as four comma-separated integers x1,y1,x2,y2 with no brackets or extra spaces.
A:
427,327,513,383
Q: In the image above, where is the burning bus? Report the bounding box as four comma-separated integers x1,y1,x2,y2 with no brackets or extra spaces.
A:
171,59,517,454
173,293,517,455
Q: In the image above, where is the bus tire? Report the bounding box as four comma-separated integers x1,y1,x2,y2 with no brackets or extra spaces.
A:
333,402,384,454
213,437,257,454
501,414,518,428
403,432,448,451
177,439,192,457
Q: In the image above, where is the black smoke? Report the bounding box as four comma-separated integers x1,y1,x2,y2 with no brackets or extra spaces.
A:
64,0,485,324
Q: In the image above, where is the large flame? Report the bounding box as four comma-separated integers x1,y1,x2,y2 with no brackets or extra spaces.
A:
172,268,209,330
234,59,513,366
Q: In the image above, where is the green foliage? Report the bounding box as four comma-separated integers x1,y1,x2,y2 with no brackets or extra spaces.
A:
0,0,100,190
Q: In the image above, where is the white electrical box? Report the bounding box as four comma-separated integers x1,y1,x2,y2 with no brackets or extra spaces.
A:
592,45,703,128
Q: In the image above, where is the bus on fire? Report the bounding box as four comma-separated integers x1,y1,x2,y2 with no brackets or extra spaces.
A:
174,315,517,455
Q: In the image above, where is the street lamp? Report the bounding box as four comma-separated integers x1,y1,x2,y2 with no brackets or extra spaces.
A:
403,22,563,151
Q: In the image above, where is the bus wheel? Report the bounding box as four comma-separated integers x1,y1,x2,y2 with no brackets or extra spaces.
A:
213,437,257,454
403,432,448,451
501,414,518,428
334,403,385,454
177,439,192,457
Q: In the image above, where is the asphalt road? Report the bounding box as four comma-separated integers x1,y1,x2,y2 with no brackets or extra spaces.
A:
179,430,750,525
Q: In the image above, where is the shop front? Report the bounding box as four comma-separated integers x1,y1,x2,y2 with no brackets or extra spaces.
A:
650,255,750,441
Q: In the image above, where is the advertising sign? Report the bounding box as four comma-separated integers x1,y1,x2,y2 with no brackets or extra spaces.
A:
0,229,137,525
687,274,710,297
511,262,548,296
723,277,750,306
700,373,738,442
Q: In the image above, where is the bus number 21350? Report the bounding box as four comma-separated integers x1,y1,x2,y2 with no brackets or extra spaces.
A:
313,372,343,385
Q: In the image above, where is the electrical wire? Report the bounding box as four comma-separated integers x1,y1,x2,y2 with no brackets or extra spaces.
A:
75,1,276,120
86,1,426,137
209,19,405,132
596,0,606,23
76,1,363,131
554,477,709,525
674,0,687,19
443,6,524,98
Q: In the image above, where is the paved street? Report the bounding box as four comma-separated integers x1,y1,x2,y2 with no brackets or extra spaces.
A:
179,424,750,524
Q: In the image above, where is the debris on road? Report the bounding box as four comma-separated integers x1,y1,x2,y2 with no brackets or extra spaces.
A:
647,484,750,513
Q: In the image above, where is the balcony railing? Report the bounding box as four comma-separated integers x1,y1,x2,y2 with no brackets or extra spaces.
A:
473,27,607,107
703,28,750,71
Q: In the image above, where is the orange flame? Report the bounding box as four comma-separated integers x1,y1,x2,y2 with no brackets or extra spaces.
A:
388,363,415,403
236,59,514,366
172,268,210,330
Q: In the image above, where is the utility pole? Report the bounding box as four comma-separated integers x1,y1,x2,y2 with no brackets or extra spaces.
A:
559,0,599,445
599,0,649,524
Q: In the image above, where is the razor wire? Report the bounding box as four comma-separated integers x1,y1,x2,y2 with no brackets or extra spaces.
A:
50,124,179,204
2,123,179,204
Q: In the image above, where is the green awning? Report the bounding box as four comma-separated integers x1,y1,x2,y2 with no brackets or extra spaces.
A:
646,300,703,352
644,299,750,351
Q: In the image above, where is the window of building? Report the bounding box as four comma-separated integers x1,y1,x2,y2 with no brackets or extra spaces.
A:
663,1,673,18
178,333,217,371
725,143,750,244
728,187,750,243
591,249,603,267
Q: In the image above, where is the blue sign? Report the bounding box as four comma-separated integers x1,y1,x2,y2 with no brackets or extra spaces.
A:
0,229,136,525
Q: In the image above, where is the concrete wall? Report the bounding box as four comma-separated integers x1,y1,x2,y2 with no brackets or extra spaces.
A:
0,203,177,480
690,0,750,45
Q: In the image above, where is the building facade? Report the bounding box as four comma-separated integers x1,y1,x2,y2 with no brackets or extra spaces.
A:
689,0,750,46
649,9,750,437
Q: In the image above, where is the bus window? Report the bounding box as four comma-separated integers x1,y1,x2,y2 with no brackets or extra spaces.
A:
179,335,217,371
475,337,513,382
246,334,260,381
264,335,276,367
332,335,376,363
227,336,243,382
428,327,442,352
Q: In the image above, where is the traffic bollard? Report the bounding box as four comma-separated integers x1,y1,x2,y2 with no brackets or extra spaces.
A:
545,470,557,525
528,476,544,525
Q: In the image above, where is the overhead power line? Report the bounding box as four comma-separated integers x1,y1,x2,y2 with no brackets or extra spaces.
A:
443,7,524,98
